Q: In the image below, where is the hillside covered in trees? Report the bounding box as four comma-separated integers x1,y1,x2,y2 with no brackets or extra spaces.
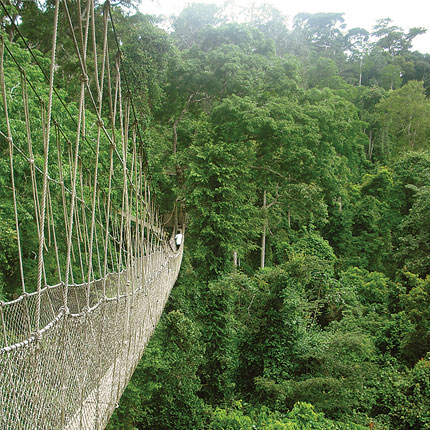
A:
2,1,430,428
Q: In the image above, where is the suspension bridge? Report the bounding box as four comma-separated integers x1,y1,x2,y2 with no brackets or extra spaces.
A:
0,1,183,428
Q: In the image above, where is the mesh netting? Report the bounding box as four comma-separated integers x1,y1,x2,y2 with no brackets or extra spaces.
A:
0,246,183,429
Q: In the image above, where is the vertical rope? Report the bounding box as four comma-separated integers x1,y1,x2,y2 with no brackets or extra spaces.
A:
102,1,116,298
21,71,42,248
94,198,103,280
86,0,105,299
34,0,60,331
79,161,90,279
48,181,62,283
0,302,8,348
123,93,132,282
74,186,86,283
104,143,115,294
115,49,126,280
62,0,90,310
132,124,140,281
0,36,26,294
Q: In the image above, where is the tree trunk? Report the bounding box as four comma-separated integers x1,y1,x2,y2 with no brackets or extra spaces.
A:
337,196,342,213
407,116,413,148
233,251,238,267
367,129,374,161
260,190,267,269
172,120,179,155
174,204,178,232
359,56,363,87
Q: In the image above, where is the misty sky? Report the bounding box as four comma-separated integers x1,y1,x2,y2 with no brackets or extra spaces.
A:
139,0,430,53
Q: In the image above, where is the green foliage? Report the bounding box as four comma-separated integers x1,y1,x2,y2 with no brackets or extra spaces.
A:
172,3,222,49
392,150,430,214
306,57,349,90
371,18,425,56
276,231,337,307
199,277,241,404
237,266,310,389
376,81,430,156
210,402,367,429
0,218,17,298
117,11,176,115
397,186,430,276
292,231,336,267
401,356,430,427
183,101,258,278
288,328,377,420
287,402,366,429
108,310,207,430
374,356,430,429
338,267,390,311
400,276,430,364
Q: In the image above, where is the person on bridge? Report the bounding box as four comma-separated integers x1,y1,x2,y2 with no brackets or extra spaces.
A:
175,231,183,248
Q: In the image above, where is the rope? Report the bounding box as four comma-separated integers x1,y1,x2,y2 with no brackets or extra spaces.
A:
35,0,60,331
0,0,127,200
86,0,106,297
22,70,42,252
0,36,26,293
108,4,150,170
48,181,62,283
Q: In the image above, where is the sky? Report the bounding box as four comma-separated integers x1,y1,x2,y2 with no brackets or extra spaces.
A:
139,0,430,54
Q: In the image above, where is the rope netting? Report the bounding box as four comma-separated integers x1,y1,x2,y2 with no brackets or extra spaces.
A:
0,1,183,428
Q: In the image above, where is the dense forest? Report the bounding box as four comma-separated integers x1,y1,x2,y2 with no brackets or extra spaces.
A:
2,0,430,428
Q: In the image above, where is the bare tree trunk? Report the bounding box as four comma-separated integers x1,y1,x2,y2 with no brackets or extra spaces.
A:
337,196,342,213
233,251,238,267
359,56,363,87
407,116,413,148
367,129,374,161
260,190,267,269
287,206,291,229
172,119,179,155
174,204,178,231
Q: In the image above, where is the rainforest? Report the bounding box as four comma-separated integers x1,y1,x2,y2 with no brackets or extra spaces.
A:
1,1,430,428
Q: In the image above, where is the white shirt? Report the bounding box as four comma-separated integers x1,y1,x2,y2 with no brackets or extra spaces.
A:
175,233,183,246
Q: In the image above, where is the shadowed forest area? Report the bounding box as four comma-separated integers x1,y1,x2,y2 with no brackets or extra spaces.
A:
2,1,430,428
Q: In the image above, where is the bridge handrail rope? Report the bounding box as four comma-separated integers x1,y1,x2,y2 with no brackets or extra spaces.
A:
0,1,127,184
0,11,143,254
0,1,183,428
0,0,149,215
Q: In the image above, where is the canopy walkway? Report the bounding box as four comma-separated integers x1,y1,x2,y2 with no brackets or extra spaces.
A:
0,1,183,428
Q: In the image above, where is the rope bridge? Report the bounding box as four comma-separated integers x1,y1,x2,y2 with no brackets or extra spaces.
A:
0,1,183,428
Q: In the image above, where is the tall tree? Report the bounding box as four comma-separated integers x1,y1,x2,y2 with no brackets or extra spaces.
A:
375,80,430,156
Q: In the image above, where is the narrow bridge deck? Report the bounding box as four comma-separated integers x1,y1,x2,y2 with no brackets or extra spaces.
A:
0,246,183,430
